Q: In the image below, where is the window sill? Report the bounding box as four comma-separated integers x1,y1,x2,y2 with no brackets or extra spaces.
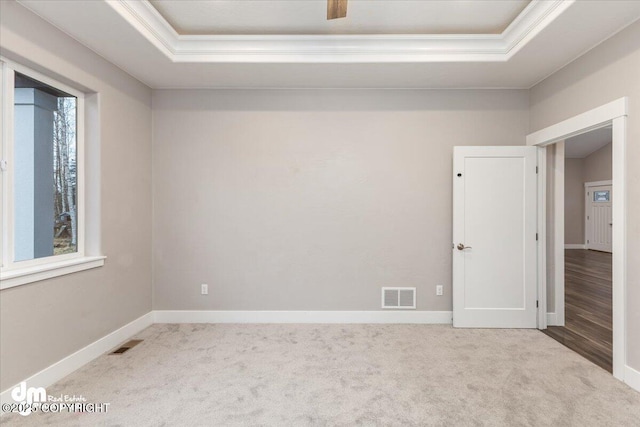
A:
0,256,106,290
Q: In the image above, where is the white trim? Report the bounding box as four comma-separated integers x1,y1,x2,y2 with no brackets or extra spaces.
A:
527,97,627,382
0,58,96,279
1,64,14,270
537,146,547,330
554,142,565,326
526,98,627,147
546,312,558,326
0,56,85,99
0,256,105,289
611,115,627,380
624,365,640,393
84,93,101,257
0,62,10,269
584,180,613,188
565,244,586,250
65,0,574,64
153,310,453,324
0,312,153,409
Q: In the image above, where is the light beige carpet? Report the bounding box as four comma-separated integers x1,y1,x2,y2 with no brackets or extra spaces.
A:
3,324,640,426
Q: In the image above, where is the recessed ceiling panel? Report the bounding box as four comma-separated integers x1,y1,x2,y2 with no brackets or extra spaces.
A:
149,0,531,35
12,0,640,88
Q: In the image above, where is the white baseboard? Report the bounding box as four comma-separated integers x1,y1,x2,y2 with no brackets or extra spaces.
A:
0,312,153,407
565,244,586,249
625,364,640,393
153,310,453,324
546,312,558,326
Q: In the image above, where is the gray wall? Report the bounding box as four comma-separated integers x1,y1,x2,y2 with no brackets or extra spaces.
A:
564,158,585,245
2,0,638,393
0,1,152,391
152,89,529,311
530,20,640,371
564,143,613,245
584,142,613,183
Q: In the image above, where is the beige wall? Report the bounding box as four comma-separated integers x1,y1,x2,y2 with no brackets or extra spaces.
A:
152,89,529,311
530,20,640,370
1,0,637,393
0,2,152,391
564,158,584,245
564,142,612,245
564,143,613,245
584,142,613,183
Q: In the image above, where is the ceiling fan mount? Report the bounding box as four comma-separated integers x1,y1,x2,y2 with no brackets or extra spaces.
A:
327,0,348,20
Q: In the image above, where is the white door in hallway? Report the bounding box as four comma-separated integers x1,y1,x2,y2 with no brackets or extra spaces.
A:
585,183,613,253
453,146,538,328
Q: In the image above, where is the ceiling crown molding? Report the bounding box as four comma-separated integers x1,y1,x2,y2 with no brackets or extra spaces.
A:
105,0,574,63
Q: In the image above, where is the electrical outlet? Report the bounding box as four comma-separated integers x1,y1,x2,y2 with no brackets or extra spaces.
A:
436,285,443,296
201,284,208,295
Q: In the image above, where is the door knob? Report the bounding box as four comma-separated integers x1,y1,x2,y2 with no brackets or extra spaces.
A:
457,243,472,251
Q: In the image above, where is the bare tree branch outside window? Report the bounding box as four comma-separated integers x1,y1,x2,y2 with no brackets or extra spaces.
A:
53,97,77,255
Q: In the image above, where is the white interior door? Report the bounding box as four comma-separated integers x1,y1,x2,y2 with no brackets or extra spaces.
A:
453,146,538,328
586,183,612,253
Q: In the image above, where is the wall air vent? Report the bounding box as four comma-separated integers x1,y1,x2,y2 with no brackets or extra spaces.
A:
382,287,416,309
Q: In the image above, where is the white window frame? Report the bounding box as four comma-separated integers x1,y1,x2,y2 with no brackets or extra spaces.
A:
0,58,104,290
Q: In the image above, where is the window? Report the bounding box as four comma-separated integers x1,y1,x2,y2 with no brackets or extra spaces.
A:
14,72,78,260
593,190,610,202
1,59,104,289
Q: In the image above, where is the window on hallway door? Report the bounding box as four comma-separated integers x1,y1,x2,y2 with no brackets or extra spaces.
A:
1,61,85,270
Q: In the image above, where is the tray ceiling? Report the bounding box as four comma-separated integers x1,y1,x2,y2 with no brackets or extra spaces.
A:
148,0,531,35
8,0,640,89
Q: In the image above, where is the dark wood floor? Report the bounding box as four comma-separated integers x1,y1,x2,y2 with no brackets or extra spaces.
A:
542,249,612,372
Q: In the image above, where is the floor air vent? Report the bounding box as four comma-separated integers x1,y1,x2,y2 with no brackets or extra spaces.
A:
110,339,142,355
382,287,416,309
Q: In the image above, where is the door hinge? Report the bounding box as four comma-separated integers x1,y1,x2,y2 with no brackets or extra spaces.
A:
536,166,538,174
0,159,7,172
536,233,538,241
536,300,539,308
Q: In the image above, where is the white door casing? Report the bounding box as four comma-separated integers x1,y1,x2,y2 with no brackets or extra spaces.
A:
453,146,538,328
526,98,627,382
585,181,612,253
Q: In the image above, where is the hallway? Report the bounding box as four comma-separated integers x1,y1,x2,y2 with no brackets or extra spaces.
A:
543,249,613,372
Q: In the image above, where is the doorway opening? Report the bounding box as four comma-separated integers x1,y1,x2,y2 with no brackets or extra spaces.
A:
543,129,613,372
526,97,627,382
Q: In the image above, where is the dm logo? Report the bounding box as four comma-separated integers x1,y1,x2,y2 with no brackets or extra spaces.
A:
11,382,46,416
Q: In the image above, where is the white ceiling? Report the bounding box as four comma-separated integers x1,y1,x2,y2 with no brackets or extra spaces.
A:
149,0,530,35
12,0,640,89
565,128,612,159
